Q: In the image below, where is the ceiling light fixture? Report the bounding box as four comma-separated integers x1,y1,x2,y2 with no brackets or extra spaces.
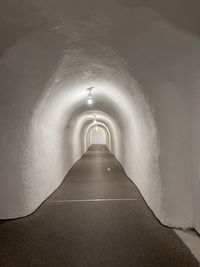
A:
93,115,97,124
87,87,94,105
87,98,93,105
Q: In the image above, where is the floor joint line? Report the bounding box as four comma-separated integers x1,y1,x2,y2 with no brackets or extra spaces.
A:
47,198,141,203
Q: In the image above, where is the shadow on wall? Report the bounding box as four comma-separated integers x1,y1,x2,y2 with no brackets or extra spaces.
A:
116,0,200,36
2,0,200,59
0,1,45,57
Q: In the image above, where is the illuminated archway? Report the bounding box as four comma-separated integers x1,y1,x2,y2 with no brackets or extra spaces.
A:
89,125,107,145
84,120,111,151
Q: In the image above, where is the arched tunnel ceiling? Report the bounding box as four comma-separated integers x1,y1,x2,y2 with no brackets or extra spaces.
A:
0,0,200,233
70,110,118,154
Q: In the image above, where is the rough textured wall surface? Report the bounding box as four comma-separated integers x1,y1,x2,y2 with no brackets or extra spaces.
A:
0,0,200,232
193,77,200,233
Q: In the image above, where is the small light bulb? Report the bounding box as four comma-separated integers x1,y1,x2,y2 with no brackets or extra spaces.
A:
93,119,97,123
87,98,93,105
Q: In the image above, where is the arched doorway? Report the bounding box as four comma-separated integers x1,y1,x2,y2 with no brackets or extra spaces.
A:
89,125,108,145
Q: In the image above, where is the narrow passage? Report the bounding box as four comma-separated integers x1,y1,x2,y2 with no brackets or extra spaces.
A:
0,145,199,267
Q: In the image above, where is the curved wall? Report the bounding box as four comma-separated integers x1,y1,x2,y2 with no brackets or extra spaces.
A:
0,0,199,233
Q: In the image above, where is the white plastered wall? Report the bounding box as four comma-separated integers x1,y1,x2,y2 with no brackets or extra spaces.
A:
0,0,200,233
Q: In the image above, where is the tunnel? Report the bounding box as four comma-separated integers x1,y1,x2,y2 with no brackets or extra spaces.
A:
0,1,200,266
88,124,108,146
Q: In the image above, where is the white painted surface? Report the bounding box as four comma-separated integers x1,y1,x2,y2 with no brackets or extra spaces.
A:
0,0,199,233
193,79,200,233
175,230,200,263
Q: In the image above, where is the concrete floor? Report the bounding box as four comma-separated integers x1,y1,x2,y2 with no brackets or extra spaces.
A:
0,145,199,267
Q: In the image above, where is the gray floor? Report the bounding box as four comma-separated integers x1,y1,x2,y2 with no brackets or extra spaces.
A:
0,145,199,267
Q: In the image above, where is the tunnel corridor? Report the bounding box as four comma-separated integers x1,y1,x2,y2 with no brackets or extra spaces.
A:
0,145,199,267
1,0,200,266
